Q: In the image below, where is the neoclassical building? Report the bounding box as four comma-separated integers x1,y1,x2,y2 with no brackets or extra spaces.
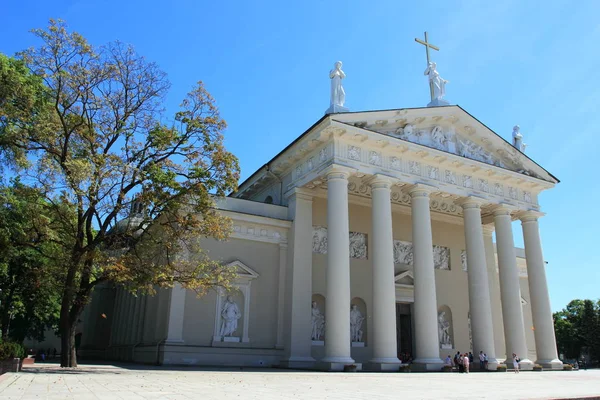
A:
75,102,563,372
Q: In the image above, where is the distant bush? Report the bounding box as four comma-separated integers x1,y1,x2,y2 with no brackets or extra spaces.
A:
0,342,25,360
563,364,573,371
496,364,507,372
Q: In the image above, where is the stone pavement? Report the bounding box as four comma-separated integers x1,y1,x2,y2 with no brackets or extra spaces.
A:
0,363,599,400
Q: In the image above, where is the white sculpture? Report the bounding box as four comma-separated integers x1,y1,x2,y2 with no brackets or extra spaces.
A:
349,232,368,259
311,301,325,340
433,245,450,270
424,62,449,103
350,305,364,342
438,311,452,349
326,61,348,113
220,295,242,337
512,125,527,152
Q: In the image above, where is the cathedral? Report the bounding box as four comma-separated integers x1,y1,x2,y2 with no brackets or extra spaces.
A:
69,51,562,372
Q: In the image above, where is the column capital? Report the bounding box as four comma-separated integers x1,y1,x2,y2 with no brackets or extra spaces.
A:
517,210,546,223
482,224,495,235
323,165,355,181
406,183,436,198
490,204,519,217
366,174,395,189
456,196,487,210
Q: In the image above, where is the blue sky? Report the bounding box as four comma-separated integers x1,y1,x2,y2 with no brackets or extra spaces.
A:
2,0,599,311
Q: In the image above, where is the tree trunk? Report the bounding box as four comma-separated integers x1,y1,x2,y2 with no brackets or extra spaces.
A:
59,307,75,367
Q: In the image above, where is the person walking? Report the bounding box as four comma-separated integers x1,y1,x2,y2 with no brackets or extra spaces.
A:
479,351,485,371
512,353,520,373
463,353,470,373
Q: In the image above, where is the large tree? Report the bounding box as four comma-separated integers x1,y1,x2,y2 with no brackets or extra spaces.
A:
0,20,240,367
0,181,64,343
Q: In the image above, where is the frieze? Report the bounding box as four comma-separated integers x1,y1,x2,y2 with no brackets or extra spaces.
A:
461,250,467,272
478,179,489,193
390,156,402,170
494,183,504,196
319,147,327,162
524,191,532,203
348,146,361,161
508,186,518,200
409,160,421,175
463,175,473,188
445,170,457,185
369,151,382,166
308,157,314,171
427,166,440,180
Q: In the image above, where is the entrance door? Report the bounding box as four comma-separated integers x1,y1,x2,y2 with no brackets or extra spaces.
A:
396,303,413,362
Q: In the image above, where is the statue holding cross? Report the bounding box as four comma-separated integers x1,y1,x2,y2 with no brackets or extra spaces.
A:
415,32,449,106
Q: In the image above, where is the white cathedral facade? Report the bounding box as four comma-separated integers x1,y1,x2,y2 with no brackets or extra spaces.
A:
75,61,562,372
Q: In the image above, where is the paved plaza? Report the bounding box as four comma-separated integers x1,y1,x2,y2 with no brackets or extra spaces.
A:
0,363,599,400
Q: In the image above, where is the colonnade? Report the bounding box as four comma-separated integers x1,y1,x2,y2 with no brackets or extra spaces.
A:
297,166,561,371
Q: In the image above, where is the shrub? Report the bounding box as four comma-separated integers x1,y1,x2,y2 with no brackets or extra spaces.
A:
0,342,25,360
563,364,573,371
496,364,507,372
442,365,453,372
533,364,543,371
399,364,411,373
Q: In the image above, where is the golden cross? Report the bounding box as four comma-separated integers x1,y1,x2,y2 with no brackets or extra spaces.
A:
415,32,439,101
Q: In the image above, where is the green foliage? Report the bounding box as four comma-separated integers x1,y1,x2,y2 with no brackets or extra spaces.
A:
553,299,600,363
0,19,240,367
0,341,25,360
0,181,63,342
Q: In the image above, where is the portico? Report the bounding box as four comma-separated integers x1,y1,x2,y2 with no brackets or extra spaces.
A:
235,103,561,372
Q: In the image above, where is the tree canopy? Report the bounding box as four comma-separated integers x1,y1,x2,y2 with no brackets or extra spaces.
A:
0,19,240,367
553,299,600,364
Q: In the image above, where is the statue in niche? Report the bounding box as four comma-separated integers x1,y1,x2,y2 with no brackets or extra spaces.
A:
438,310,452,349
329,61,346,108
220,295,242,337
311,301,325,340
350,304,364,342
424,62,449,101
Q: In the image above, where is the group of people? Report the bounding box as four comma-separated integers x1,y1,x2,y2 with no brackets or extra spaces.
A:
445,351,490,373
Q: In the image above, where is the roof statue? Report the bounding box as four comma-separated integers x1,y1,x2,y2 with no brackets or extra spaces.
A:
512,125,527,152
415,32,450,107
325,61,349,114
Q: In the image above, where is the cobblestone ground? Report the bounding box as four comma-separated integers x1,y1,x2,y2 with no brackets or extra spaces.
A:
0,363,599,400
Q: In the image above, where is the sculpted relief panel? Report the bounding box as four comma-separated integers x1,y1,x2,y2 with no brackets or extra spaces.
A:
312,226,368,259
393,240,451,269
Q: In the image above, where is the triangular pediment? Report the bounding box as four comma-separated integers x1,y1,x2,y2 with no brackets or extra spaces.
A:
394,270,414,286
330,106,557,184
224,260,260,280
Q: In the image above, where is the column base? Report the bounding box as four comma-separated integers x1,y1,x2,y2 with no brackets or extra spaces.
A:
279,356,316,369
518,358,534,371
536,358,563,370
412,358,444,371
485,358,499,371
318,360,362,371
366,358,402,371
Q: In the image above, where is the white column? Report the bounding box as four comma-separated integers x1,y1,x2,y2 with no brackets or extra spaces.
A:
409,185,443,371
493,206,533,369
459,198,498,370
520,212,562,369
276,241,288,349
322,168,354,369
368,175,401,370
165,283,186,344
280,190,315,368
